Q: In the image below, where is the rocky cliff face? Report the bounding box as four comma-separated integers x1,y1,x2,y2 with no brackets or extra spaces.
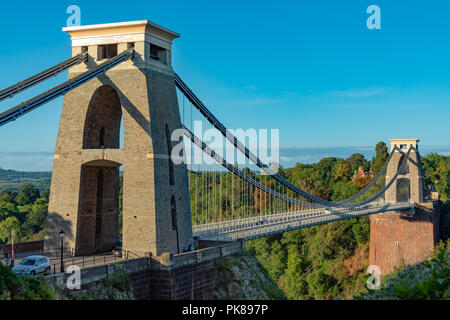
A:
60,270,135,300
214,254,285,300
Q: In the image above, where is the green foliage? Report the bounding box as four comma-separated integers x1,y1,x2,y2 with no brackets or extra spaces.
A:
0,201,18,221
333,160,351,182
330,181,359,202
306,270,339,299
15,184,41,207
0,217,20,243
345,153,370,174
0,183,48,244
422,153,450,202
351,217,370,244
22,198,48,236
105,266,132,293
246,142,448,300
0,190,17,204
372,142,389,174
41,188,50,202
247,215,370,299
421,153,450,240
0,264,54,300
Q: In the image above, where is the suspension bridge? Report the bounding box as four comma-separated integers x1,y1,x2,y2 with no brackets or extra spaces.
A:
0,21,439,279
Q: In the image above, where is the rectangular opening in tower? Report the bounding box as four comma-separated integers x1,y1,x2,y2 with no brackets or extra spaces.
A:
150,44,167,64
98,44,118,60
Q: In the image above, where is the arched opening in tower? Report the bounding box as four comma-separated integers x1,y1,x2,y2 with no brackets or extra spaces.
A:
77,85,122,255
83,85,122,150
396,154,410,202
398,154,410,175
77,162,121,254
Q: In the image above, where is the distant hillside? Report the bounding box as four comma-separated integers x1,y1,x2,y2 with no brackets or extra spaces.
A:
0,167,51,193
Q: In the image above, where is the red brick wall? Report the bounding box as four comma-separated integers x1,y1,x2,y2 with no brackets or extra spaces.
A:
0,240,44,255
369,204,439,276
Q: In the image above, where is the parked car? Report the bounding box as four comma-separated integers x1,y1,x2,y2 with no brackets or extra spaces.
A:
112,240,123,257
12,255,51,276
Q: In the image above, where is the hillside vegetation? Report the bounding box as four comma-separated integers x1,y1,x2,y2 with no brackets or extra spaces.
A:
0,184,49,243
0,264,54,300
245,145,449,299
214,253,286,300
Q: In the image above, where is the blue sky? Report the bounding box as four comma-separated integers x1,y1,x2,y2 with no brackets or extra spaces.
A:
0,0,449,171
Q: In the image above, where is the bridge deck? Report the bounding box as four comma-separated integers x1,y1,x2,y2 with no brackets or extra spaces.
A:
193,202,414,241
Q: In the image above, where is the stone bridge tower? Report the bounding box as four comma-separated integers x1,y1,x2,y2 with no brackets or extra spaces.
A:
44,21,193,257
369,139,439,276
385,139,425,203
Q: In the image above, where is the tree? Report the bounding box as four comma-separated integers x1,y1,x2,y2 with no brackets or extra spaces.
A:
345,153,369,173
330,181,359,202
22,198,48,236
41,188,50,202
15,184,40,206
0,216,20,243
372,141,389,174
333,161,351,182
351,217,370,244
267,240,287,280
0,190,18,204
0,201,18,222
280,251,308,299
306,270,339,299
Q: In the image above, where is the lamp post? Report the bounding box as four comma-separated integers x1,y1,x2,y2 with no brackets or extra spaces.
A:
59,230,65,273
10,230,14,268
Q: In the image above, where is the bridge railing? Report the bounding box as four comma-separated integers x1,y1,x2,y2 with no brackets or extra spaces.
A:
49,251,132,274
170,241,243,267
41,247,75,258
194,201,414,241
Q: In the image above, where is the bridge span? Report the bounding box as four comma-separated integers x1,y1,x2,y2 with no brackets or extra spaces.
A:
193,202,415,241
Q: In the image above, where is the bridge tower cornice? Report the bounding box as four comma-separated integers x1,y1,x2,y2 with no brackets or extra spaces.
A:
385,138,425,204
389,138,420,152
63,20,179,74
63,20,179,45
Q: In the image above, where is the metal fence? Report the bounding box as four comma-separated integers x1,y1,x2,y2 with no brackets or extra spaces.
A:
48,249,140,274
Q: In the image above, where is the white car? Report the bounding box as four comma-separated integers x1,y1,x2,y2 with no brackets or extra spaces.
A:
12,255,51,276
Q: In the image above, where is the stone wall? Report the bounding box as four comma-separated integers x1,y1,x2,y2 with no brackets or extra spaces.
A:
148,260,216,300
46,241,243,300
